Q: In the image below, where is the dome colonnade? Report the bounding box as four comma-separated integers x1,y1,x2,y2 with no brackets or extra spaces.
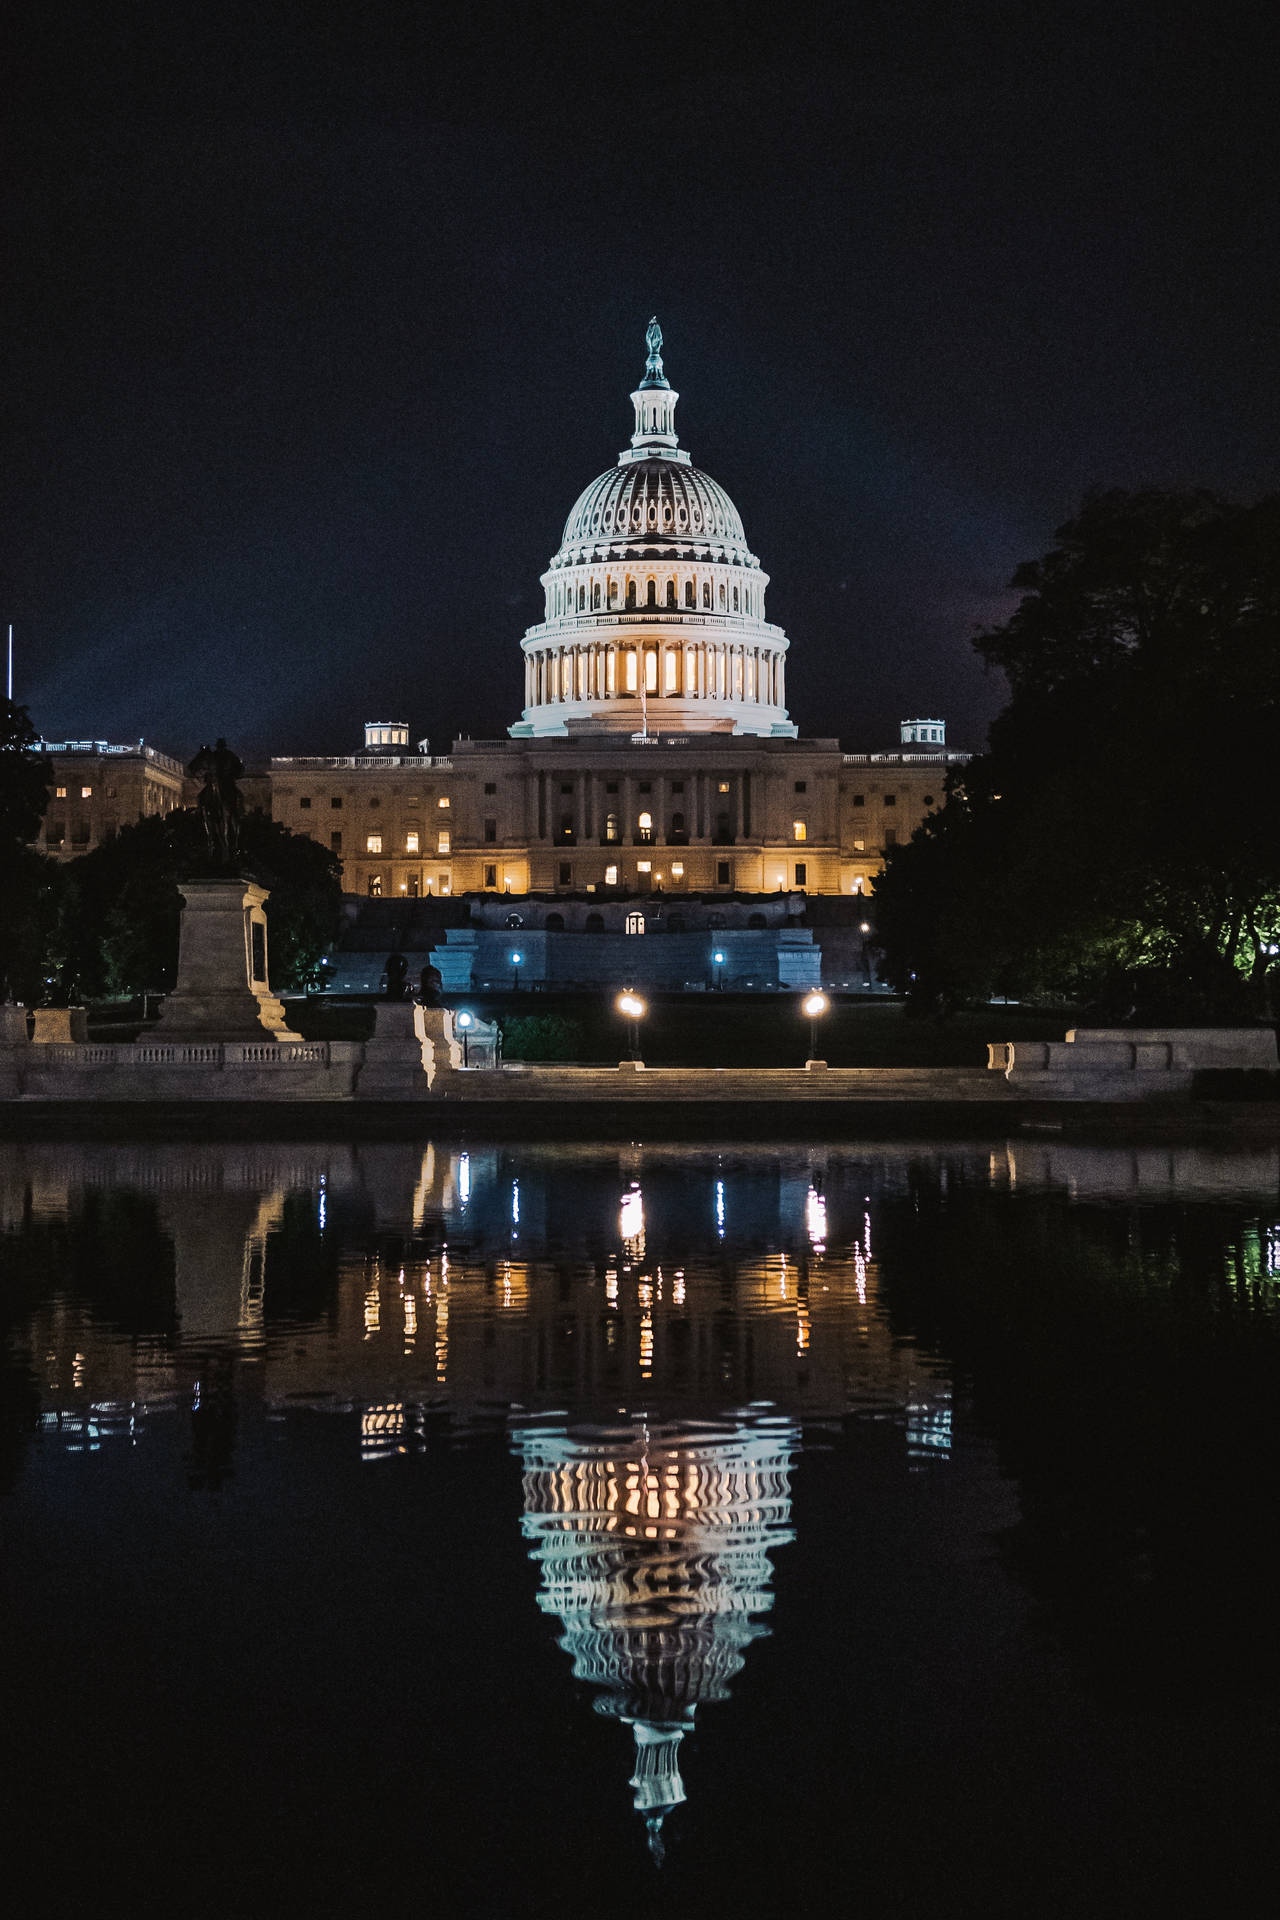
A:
511,321,796,740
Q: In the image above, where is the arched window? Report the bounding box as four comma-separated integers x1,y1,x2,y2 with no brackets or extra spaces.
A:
546,912,565,931
592,582,601,609
505,912,524,929
605,811,619,842
625,912,645,935
646,578,657,608
733,585,740,611
607,577,616,606
702,582,711,608
665,578,676,607
644,649,658,692
585,910,605,931
578,585,586,611
685,580,695,607
719,583,726,608
626,578,636,609
368,874,382,897
638,810,653,843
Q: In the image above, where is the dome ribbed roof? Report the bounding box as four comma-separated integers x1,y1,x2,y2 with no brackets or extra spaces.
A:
557,458,750,560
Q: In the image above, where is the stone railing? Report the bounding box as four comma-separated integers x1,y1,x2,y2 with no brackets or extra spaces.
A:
269,755,453,771
842,751,970,766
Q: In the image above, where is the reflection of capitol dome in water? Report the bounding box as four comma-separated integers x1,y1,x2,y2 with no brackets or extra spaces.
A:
515,1416,796,1859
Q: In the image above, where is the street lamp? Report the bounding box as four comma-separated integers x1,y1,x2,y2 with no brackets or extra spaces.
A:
801,989,829,1063
712,947,726,991
616,989,647,1061
456,1009,473,1066
510,950,523,990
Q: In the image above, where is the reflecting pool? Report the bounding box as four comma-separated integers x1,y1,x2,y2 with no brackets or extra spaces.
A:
3,1137,1280,1915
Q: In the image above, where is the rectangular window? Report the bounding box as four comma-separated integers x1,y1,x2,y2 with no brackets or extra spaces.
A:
405,831,419,853
438,795,450,808
794,862,807,885
883,793,896,806
330,831,342,851
884,827,897,847
605,863,619,886
794,780,807,793
606,782,618,794
638,782,651,794
717,781,730,794
853,837,864,851
55,785,67,799
437,830,451,855
331,796,343,809
368,874,382,897
716,860,731,885
671,862,684,879
637,860,652,874
366,833,382,853
47,821,65,844
484,782,496,794
369,797,380,810
671,781,684,794
81,785,93,798
852,794,864,807
484,817,497,842
558,861,572,885
560,782,573,795
72,821,91,844
300,796,312,809
484,863,497,888
792,820,807,842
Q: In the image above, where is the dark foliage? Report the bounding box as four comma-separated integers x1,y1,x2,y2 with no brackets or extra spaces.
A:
874,489,1280,1018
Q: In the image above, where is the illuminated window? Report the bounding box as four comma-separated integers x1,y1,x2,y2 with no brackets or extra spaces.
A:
718,781,730,794
645,649,658,692
81,785,92,798
626,911,645,933
605,811,619,842
405,831,419,853
792,820,807,842
853,836,865,851
366,833,382,853
625,651,637,691
438,795,450,808
55,785,67,799
437,830,451,855
637,860,652,874
671,862,684,879
605,863,619,886
638,810,653,842
663,650,677,691
368,874,382,897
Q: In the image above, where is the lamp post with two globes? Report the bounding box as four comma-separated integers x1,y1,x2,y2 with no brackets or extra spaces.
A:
616,990,647,1062
801,989,829,1066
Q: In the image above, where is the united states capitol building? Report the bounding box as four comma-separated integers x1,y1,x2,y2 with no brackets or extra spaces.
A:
36,325,967,979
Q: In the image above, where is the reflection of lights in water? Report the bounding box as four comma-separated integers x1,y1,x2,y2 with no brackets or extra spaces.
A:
796,1303,810,1354
673,1270,685,1307
512,1181,520,1226
907,1395,952,1458
864,1210,872,1258
606,1268,619,1308
515,1417,796,1863
364,1277,380,1336
435,1292,449,1382
715,1180,725,1237
640,1313,654,1377
854,1246,867,1305
458,1153,471,1207
403,1291,416,1344
620,1183,645,1256
360,1402,405,1461
806,1185,827,1251
318,1187,326,1231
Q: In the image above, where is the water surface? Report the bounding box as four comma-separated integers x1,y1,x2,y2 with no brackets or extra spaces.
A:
3,1137,1279,1915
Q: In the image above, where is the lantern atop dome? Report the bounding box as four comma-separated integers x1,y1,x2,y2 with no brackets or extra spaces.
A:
626,316,680,461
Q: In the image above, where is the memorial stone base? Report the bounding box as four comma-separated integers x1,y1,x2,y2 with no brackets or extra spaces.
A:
154,878,299,1042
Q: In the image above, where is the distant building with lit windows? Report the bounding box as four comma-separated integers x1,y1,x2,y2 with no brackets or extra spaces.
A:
268,325,968,905
34,739,186,860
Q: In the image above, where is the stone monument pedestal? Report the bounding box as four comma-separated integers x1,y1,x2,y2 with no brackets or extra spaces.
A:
356,1003,464,1098
154,878,299,1042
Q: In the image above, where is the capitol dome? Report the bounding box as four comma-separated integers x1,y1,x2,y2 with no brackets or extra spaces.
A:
510,322,797,740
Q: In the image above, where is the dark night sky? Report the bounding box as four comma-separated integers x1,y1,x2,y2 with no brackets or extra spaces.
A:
5,0,1279,758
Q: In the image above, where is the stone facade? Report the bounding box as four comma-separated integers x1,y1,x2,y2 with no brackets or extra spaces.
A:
35,739,187,859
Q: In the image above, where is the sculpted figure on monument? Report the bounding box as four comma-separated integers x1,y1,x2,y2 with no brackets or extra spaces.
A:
188,738,245,869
